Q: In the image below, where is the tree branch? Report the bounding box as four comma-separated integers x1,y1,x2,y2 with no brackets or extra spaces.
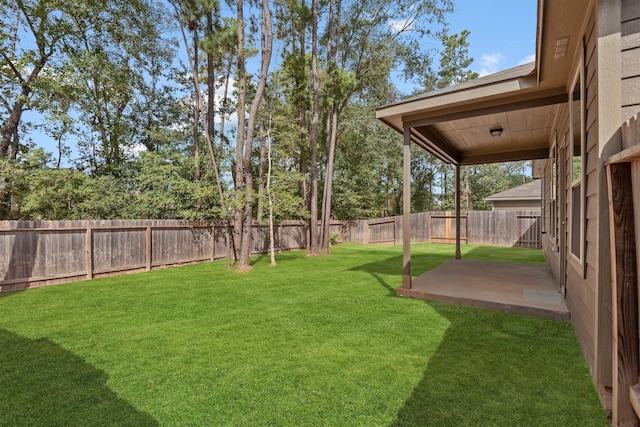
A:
0,50,26,86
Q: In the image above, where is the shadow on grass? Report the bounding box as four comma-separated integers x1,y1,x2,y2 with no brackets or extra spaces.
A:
392,302,607,426
250,249,308,266
0,289,24,299
349,252,453,296
0,328,158,427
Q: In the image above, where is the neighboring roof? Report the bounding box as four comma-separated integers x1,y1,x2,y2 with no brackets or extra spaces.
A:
485,179,542,202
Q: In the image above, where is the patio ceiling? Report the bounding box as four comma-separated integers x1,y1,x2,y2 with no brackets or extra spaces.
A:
376,0,592,166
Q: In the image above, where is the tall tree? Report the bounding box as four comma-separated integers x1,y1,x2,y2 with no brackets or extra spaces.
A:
237,0,273,269
427,29,479,90
0,0,71,159
317,0,452,252
170,0,233,263
319,0,343,254
308,0,320,255
233,0,248,262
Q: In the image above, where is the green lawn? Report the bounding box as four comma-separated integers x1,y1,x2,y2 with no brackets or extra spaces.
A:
0,243,607,426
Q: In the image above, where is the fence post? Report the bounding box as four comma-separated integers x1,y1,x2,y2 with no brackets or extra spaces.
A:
365,220,370,244
211,224,216,261
393,218,397,245
86,227,93,279
146,226,152,271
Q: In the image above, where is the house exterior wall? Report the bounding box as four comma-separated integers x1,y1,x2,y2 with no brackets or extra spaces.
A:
568,9,604,391
622,0,640,121
541,37,603,384
490,200,540,211
541,1,622,407
541,157,560,280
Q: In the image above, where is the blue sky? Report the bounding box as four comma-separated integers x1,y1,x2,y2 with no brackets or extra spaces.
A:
26,0,539,165
447,0,537,76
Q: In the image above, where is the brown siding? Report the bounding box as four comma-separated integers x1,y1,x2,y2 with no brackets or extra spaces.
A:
558,10,608,399
622,0,640,121
541,157,561,280
491,200,541,211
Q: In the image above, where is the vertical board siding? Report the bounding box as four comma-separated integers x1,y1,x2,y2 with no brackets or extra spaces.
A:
558,11,598,396
279,221,307,251
213,226,229,260
368,219,396,244
152,227,212,266
622,0,640,122
93,229,146,273
606,113,640,423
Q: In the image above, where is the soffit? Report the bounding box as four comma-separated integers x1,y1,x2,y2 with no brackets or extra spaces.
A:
376,0,592,166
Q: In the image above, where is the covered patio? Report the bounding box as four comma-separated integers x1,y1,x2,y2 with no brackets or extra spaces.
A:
375,0,586,317
399,259,569,321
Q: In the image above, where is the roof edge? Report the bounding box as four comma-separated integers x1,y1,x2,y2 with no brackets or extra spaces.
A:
377,62,537,114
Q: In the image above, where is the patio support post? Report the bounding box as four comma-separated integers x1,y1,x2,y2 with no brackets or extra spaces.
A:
455,164,461,259
402,126,412,288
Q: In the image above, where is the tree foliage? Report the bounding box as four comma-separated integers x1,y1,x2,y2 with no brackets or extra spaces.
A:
1,0,535,247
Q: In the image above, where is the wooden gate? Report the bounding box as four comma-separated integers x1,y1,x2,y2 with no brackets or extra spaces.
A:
367,218,396,245
515,215,542,248
430,213,468,244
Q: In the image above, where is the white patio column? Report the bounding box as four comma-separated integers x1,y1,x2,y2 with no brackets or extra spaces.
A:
402,126,412,288
455,164,462,259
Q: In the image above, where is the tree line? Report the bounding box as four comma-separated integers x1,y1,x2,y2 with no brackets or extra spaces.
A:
1,0,530,267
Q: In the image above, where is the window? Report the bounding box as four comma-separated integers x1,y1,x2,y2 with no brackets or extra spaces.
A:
569,56,585,264
550,140,558,242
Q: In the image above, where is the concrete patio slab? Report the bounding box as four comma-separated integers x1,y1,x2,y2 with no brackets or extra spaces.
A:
397,259,570,321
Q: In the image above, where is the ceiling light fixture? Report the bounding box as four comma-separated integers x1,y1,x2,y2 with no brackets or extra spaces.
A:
490,127,503,137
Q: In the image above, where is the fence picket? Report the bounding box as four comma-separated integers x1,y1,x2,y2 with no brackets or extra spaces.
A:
0,211,540,292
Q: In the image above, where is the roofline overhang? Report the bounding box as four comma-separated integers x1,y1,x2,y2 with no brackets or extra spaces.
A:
376,64,538,121
375,0,581,166
535,0,544,84
485,196,541,202
377,85,565,166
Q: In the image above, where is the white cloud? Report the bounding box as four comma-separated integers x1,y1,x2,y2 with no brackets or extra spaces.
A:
476,52,505,77
211,77,238,128
518,53,536,65
123,142,147,159
389,18,415,33
179,77,239,129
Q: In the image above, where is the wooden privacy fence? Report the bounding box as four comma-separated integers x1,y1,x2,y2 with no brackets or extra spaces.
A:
0,211,540,292
605,113,640,425
346,210,541,248
0,219,323,292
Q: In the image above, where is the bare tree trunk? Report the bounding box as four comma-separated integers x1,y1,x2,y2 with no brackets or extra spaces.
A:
206,10,216,154
257,121,266,223
219,61,232,151
217,60,236,267
308,0,320,256
237,0,273,269
321,106,338,253
9,127,19,161
0,46,51,159
56,133,63,169
297,22,308,217
0,101,24,159
266,117,276,266
320,0,341,254
233,0,247,263
193,21,201,181
170,0,232,266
